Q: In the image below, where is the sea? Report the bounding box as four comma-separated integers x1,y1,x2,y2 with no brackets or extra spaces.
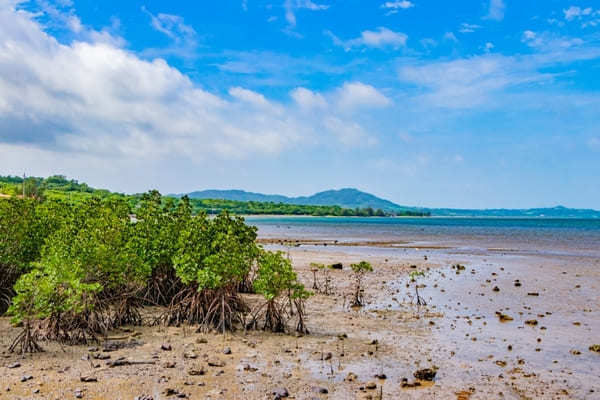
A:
246,216,600,258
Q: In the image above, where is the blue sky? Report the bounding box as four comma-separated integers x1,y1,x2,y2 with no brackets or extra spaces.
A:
0,0,599,208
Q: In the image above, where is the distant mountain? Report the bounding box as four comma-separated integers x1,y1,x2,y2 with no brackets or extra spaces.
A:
175,188,600,218
176,188,414,212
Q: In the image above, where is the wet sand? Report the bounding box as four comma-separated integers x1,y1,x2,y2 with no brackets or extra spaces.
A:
1,236,599,399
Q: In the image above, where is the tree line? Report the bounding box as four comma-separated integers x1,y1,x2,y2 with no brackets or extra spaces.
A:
1,191,310,353
0,175,430,217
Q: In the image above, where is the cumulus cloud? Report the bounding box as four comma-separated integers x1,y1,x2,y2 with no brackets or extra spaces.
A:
0,1,389,177
335,82,392,111
328,27,407,50
564,6,593,21
484,0,505,21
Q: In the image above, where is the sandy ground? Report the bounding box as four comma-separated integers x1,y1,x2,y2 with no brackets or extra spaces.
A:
1,241,599,399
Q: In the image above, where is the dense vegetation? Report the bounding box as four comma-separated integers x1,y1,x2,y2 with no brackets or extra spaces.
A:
0,175,429,216
1,189,311,353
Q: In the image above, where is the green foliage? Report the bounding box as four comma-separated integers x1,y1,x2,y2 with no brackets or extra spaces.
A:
350,260,373,274
8,197,148,336
254,251,306,301
174,212,259,290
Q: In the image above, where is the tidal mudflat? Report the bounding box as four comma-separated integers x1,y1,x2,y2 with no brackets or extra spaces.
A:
1,218,599,399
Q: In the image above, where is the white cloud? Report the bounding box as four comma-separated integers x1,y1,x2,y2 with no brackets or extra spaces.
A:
381,1,414,15
563,6,600,28
141,7,197,58
335,82,391,111
484,0,505,21
323,117,376,147
328,27,407,50
291,87,327,110
459,23,482,33
284,0,329,28
444,32,458,42
521,30,584,50
0,2,385,171
564,6,593,21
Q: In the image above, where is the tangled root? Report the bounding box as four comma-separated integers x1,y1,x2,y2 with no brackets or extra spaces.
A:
162,286,247,333
9,321,43,354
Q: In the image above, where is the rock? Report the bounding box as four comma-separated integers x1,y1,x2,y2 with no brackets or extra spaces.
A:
183,352,197,359
322,352,332,361
315,387,328,394
525,319,538,326
7,362,20,369
187,366,205,376
20,375,33,382
161,344,172,351
345,372,358,382
134,396,153,400
401,378,421,388
80,376,97,382
492,286,500,292
163,361,176,369
589,344,600,353
196,337,208,344
495,360,507,367
223,347,231,355
207,358,225,367
330,263,343,270
495,312,513,322
527,292,539,296
374,373,387,379
272,387,289,399
414,367,437,381
74,388,84,398
365,381,377,390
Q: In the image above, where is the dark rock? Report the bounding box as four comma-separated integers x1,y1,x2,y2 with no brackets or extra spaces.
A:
161,344,172,351
589,344,600,353
414,367,437,381
223,347,231,355
272,387,289,399
187,366,205,376
365,381,377,390
20,375,33,382
330,263,343,270
80,376,97,382
207,358,225,367
7,362,20,369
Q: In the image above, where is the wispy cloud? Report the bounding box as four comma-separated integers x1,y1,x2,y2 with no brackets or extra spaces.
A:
563,5,600,27
381,1,414,15
141,7,198,59
483,0,505,21
459,23,482,33
327,27,407,50
284,0,329,29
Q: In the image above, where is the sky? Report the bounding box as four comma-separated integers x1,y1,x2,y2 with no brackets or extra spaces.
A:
0,0,599,209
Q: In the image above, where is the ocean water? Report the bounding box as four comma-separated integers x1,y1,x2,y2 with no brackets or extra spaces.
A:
246,216,600,258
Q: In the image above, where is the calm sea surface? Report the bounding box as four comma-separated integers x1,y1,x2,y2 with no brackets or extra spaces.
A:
246,217,600,257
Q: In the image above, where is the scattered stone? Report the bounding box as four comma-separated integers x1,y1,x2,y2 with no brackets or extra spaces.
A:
74,388,84,398
345,372,358,382
80,376,97,382
374,373,387,379
7,362,20,369
527,292,539,296
401,378,421,388
187,366,205,376
161,344,172,351
414,367,437,381
365,381,377,390
20,375,33,382
571,349,581,355
163,361,176,369
183,352,197,359
492,286,500,292
207,358,225,367
272,387,289,399
589,345,600,353
322,352,332,361
330,263,343,270
223,347,232,355
196,337,208,344
525,319,538,326
495,360,507,367
496,312,513,322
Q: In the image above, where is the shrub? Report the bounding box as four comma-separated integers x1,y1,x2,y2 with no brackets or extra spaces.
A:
350,261,373,307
